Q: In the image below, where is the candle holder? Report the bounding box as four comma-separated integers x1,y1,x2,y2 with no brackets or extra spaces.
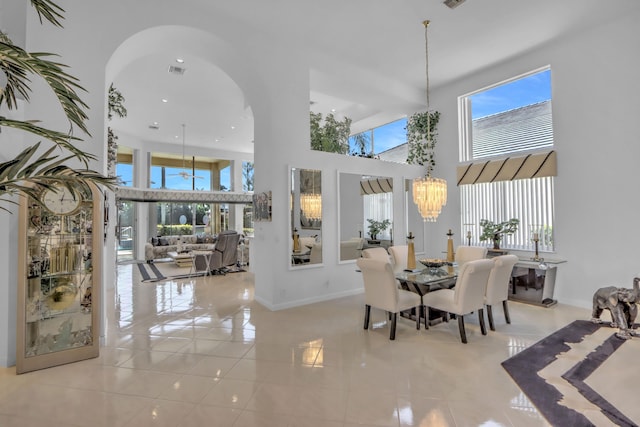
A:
407,232,416,270
466,231,472,245
532,232,542,262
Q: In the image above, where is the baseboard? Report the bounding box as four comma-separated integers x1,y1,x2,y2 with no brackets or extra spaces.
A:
254,288,363,311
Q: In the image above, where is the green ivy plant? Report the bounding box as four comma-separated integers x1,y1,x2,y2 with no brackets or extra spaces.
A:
0,0,115,211
479,218,520,249
406,110,441,172
107,84,127,178
310,112,351,154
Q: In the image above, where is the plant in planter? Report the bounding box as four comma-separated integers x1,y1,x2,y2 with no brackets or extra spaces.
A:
310,112,351,154
479,218,519,249
367,219,391,241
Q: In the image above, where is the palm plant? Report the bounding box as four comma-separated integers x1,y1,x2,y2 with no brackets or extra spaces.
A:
0,0,114,211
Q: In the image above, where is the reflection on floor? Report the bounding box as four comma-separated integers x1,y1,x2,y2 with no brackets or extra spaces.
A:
0,263,595,426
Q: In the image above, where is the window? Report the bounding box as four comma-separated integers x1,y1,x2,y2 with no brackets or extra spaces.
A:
363,193,393,241
459,67,555,251
348,118,407,160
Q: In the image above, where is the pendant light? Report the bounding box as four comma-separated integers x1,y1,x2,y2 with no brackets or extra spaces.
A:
412,20,447,222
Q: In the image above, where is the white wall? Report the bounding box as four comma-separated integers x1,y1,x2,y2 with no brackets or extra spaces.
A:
429,9,640,308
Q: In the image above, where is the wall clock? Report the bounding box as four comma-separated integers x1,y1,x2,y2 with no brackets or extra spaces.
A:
42,185,81,215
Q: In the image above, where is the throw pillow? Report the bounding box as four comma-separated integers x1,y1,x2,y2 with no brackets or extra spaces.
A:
158,237,169,246
151,237,159,246
196,236,204,244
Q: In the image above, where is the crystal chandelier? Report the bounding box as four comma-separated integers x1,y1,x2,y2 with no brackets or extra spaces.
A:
300,170,322,221
412,20,447,222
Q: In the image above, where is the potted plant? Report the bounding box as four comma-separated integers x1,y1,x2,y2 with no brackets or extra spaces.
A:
479,218,519,249
367,219,391,242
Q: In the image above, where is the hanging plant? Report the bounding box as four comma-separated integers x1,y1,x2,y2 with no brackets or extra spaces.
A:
310,112,351,154
107,83,127,178
406,110,440,173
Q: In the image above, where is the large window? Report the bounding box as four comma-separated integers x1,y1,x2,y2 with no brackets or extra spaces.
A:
459,67,555,251
349,118,407,159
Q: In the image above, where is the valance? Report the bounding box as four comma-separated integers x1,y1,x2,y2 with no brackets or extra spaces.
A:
457,150,556,185
360,178,393,195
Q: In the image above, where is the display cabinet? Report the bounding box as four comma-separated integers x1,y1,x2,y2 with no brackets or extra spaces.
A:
17,183,102,374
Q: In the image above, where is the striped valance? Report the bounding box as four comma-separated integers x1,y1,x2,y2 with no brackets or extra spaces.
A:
457,150,556,186
360,178,393,195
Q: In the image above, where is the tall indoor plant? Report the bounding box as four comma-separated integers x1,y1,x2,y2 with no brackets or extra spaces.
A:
0,0,114,210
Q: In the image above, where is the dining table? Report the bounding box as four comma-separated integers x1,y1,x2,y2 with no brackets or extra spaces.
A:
395,264,459,325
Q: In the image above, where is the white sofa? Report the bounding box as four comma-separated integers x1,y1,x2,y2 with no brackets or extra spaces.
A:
145,235,215,262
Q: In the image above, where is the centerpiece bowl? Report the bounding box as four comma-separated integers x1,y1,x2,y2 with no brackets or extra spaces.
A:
419,258,447,269
419,258,451,276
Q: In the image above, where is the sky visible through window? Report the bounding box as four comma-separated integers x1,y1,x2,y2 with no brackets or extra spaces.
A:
470,69,551,119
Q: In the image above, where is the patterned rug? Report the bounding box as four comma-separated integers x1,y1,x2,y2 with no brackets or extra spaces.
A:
136,261,245,282
502,320,639,426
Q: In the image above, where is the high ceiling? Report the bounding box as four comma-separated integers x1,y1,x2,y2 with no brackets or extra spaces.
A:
109,0,638,155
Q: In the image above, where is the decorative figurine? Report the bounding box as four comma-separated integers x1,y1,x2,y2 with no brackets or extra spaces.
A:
591,277,640,339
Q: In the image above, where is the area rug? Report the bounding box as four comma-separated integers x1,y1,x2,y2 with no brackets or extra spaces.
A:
502,320,639,426
136,261,245,282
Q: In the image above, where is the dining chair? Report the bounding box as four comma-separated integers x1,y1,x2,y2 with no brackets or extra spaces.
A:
362,247,391,263
484,254,519,331
388,245,409,274
455,245,488,268
356,258,423,340
422,258,494,343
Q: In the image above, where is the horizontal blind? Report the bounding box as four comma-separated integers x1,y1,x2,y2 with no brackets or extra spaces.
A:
461,176,555,251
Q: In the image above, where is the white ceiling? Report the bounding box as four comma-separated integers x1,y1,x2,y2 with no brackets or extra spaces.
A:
109,0,638,155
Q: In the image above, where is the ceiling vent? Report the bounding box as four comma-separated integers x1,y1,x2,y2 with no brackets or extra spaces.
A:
443,0,466,9
148,124,159,130
168,65,186,75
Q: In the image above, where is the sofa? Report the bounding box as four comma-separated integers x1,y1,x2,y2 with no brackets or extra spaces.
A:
145,235,215,262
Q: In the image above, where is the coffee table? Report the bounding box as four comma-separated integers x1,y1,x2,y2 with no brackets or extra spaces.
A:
167,251,194,268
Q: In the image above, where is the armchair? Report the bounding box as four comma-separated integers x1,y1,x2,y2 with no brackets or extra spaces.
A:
210,230,240,274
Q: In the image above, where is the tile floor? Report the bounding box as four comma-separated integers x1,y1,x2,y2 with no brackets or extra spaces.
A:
0,263,592,426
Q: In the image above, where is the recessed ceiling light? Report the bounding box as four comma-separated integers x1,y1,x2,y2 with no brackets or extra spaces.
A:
153,121,159,125
331,108,336,113
161,98,168,103
231,126,235,130
176,58,184,63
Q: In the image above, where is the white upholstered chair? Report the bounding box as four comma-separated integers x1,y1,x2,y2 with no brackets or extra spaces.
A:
356,258,423,340
388,245,409,275
455,245,488,268
362,247,391,263
484,254,519,331
422,258,494,343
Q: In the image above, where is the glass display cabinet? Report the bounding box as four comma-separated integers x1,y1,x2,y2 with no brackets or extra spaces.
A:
17,183,102,374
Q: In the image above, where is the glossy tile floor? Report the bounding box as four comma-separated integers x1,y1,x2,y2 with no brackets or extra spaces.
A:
0,263,592,427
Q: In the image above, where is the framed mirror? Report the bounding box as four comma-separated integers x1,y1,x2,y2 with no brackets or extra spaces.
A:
338,173,393,262
290,167,322,267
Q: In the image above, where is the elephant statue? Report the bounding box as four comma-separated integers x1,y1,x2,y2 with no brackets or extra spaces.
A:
591,277,640,339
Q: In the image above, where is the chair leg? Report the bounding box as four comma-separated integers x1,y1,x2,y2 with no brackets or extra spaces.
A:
457,315,467,343
415,308,421,330
423,305,428,329
503,300,511,324
479,308,487,335
364,305,371,330
390,313,397,340
487,305,495,331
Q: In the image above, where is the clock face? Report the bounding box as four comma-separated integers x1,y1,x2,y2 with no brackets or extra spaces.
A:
42,186,81,215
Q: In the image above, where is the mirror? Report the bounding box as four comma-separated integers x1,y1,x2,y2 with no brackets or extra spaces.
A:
339,173,393,261
290,168,322,267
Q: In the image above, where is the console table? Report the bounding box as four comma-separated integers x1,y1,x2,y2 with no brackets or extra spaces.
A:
509,258,566,307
